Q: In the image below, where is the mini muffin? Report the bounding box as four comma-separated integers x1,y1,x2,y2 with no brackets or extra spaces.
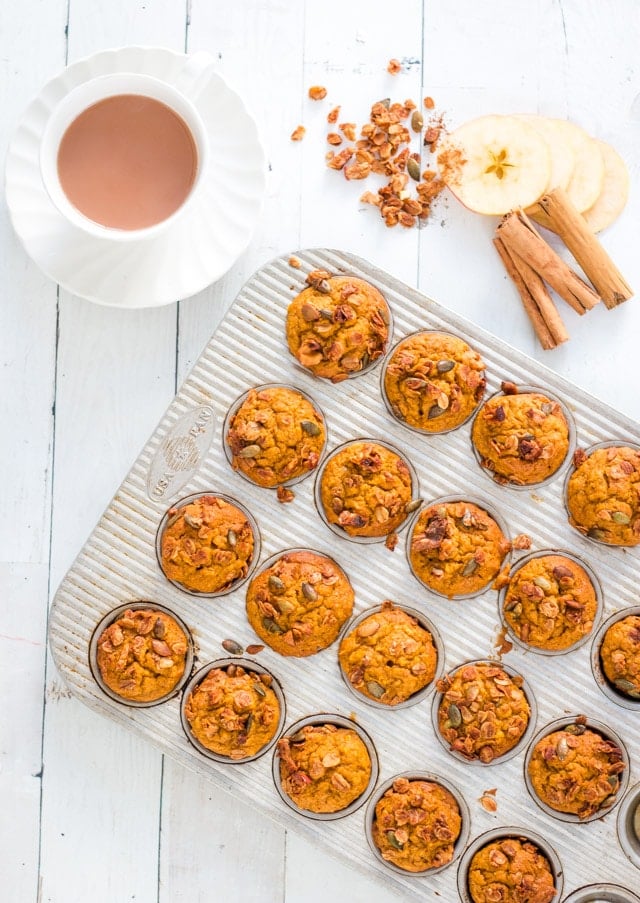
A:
96,608,189,703
245,550,354,656
600,615,640,698
472,389,570,486
319,440,414,538
184,663,281,760
383,331,486,432
503,554,598,652
277,723,372,813
437,662,530,763
467,838,556,903
371,777,462,872
527,723,626,818
566,445,640,545
160,494,255,594
226,385,325,488
286,270,390,381
409,500,510,597
339,600,437,705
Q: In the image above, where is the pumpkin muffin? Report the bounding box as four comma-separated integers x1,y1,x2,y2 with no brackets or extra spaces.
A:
159,494,256,594
467,838,556,903
277,722,372,813
383,331,486,432
183,663,281,760
318,440,414,538
370,776,462,872
225,385,325,488
472,388,570,486
503,554,598,652
409,500,510,597
339,601,438,705
95,607,189,703
245,549,354,656
527,723,626,818
436,662,530,763
566,444,640,545
286,270,390,381
600,614,640,698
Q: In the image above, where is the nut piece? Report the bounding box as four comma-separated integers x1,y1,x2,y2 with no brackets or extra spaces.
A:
291,125,306,142
308,85,327,100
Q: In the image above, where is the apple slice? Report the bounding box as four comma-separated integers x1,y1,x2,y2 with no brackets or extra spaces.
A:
544,119,604,212
582,140,629,232
438,115,551,215
516,114,575,191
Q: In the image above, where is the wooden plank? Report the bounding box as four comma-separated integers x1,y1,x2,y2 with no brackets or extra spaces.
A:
38,4,187,903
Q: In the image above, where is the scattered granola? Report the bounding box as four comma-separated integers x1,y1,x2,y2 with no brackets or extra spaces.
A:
327,105,341,124
290,124,306,142
288,256,302,269
308,85,328,100
387,58,402,75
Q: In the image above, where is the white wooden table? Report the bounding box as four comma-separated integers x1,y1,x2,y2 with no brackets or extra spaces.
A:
2,2,639,900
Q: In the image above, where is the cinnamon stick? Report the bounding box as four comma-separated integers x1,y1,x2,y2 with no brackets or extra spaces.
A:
494,236,568,350
496,211,600,315
529,187,633,309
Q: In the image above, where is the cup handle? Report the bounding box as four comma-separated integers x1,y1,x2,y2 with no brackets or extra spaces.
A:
175,51,217,101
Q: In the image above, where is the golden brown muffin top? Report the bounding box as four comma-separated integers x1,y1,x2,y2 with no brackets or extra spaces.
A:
184,664,280,759
437,662,530,763
319,440,413,537
503,554,597,651
277,723,372,813
527,723,625,818
472,390,569,485
409,501,510,597
286,271,390,381
160,495,255,594
567,445,640,545
600,615,640,697
245,550,354,657
371,777,462,872
468,838,556,903
384,331,485,432
338,600,437,705
96,608,189,703
226,386,325,488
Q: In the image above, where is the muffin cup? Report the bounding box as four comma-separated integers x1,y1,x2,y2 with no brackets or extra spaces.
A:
563,885,640,903
470,384,576,491
314,437,420,545
222,382,328,489
180,657,286,764
456,826,564,903
406,494,512,600
271,712,379,821
591,606,640,709
88,600,195,708
380,329,486,436
524,715,630,822
431,659,538,766
155,491,261,597
364,770,470,876
617,782,640,872
498,548,603,656
563,440,640,547
337,603,445,709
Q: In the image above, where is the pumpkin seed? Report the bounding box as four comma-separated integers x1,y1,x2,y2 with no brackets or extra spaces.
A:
239,444,261,458
316,279,331,294
262,617,283,635
246,644,264,655
301,581,318,602
268,575,286,595
301,419,321,437
227,529,237,548
428,403,445,420
320,308,334,319
366,680,385,699
411,110,424,132
556,736,569,760
448,703,462,728
407,157,421,182
607,775,620,789
436,359,455,373
183,513,201,529
611,511,631,525
289,729,307,744
461,559,478,577
588,527,607,540
378,97,391,109
406,498,423,514
386,831,404,850
222,638,243,656
253,681,266,697
614,678,639,695
540,402,553,415
533,576,552,592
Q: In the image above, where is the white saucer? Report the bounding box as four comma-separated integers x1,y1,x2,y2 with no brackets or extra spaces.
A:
5,46,266,308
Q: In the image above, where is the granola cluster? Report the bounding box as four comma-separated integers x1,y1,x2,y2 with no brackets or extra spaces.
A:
277,723,372,813
371,777,462,872
468,838,556,903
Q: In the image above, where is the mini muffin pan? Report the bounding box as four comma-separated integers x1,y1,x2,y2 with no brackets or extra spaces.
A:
49,249,640,900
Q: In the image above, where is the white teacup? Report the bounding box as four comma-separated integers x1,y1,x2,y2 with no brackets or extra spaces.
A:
39,53,215,242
